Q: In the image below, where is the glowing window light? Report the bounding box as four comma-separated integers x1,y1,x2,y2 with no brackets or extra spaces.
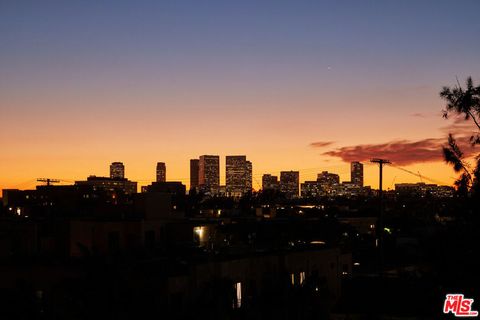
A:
233,282,242,309
299,271,305,285
194,226,204,237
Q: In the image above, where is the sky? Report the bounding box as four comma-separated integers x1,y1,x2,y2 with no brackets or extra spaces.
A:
1,0,480,191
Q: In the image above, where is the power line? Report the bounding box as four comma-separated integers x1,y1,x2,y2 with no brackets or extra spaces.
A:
389,164,447,185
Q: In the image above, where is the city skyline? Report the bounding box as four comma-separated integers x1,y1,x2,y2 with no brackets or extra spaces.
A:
27,158,448,196
0,155,465,192
2,1,480,191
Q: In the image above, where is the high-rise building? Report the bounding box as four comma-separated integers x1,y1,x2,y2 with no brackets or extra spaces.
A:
262,174,279,190
199,155,220,194
225,156,252,196
110,162,125,179
190,159,199,190
156,162,166,182
245,161,252,193
226,156,246,197
351,162,364,187
317,171,340,185
280,171,299,198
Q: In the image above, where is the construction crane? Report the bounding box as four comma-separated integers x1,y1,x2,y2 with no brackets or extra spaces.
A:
417,171,423,183
37,178,60,186
390,165,444,185
390,176,397,190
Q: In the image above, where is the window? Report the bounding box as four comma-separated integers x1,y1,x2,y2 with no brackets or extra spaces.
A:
299,271,305,285
233,282,242,309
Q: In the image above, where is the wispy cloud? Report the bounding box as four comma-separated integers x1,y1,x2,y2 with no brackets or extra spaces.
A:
309,141,334,148
410,113,427,118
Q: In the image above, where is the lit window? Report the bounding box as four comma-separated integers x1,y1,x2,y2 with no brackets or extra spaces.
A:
299,271,305,285
233,282,242,309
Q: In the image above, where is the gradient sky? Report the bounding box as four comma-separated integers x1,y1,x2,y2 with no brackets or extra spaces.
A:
1,0,480,191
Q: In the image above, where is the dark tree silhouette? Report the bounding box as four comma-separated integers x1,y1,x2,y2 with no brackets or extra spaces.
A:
440,76,480,195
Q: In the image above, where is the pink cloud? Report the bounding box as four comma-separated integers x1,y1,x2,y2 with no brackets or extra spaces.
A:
318,137,476,166
312,117,479,166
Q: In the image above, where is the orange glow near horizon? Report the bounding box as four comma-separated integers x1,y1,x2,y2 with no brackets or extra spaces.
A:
0,90,469,193
1,88,470,193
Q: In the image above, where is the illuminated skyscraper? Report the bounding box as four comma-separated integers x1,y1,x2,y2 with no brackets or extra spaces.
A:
110,162,125,179
280,171,299,198
190,159,199,190
262,174,279,190
246,161,252,193
351,161,364,187
225,156,252,196
156,162,166,182
199,155,220,194
226,156,246,197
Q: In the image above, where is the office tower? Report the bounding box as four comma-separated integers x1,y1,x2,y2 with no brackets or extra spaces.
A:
225,156,252,196
226,156,247,197
110,162,125,179
245,161,252,193
351,161,364,187
301,181,324,198
156,162,166,182
75,176,137,194
199,155,220,194
190,159,199,190
262,174,279,190
280,171,299,198
317,171,340,185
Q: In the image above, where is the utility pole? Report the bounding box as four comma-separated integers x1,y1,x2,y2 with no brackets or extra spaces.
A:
370,158,390,275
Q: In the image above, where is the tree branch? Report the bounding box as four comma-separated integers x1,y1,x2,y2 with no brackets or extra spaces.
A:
467,110,480,130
